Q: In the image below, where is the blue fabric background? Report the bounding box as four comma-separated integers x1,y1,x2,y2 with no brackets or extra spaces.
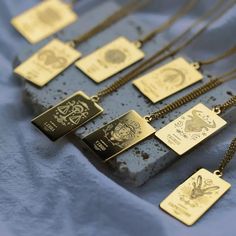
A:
0,0,236,236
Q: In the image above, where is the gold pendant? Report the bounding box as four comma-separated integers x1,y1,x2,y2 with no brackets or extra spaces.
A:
155,103,227,155
160,168,231,225
11,0,78,44
133,57,203,103
32,91,103,141
83,110,156,162
75,37,145,83
14,39,81,87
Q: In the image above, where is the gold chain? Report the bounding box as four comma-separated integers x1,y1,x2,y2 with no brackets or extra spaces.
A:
198,45,236,66
213,96,236,115
214,138,236,177
95,0,234,100
70,0,150,47
139,0,198,45
144,79,223,122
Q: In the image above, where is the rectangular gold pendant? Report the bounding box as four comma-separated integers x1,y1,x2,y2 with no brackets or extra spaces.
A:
75,37,145,83
14,39,81,87
160,168,231,226
83,110,156,162
155,103,227,155
32,91,103,141
11,0,78,44
133,57,203,103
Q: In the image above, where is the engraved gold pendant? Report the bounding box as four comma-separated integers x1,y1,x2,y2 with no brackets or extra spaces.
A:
32,91,103,141
14,39,81,87
11,0,78,44
133,57,203,103
155,103,227,155
83,110,156,162
75,37,145,83
160,168,231,226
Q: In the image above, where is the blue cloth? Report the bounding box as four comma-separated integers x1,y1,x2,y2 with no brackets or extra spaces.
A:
0,0,236,236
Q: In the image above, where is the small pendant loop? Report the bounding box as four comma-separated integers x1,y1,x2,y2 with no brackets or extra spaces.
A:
91,95,100,103
191,62,201,70
133,40,143,48
213,170,223,177
144,115,153,123
66,40,76,48
212,105,222,115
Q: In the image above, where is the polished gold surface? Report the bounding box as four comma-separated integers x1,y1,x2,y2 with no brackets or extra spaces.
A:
133,57,203,103
11,0,78,44
32,91,103,141
83,110,155,162
14,39,81,87
155,103,227,155
75,37,145,83
160,168,231,226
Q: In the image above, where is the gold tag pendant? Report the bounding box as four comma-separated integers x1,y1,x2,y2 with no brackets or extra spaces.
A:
32,91,103,141
155,103,227,155
75,37,145,83
14,39,81,87
160,168,231,225
11,0,78,44
133,57,203,103
83,110,156,162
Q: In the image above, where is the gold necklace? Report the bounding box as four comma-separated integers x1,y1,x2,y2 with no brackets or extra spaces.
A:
31,1,234,141
13,0,149,86
133,44,236,103
82,77,236,162
75,0,198,83
160,137,236,225
11,0,79,44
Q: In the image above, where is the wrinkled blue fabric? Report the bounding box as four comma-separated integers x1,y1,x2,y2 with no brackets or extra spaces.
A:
0,1,236,236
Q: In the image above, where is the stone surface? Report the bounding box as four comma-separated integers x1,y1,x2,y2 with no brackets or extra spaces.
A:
15,1,236,187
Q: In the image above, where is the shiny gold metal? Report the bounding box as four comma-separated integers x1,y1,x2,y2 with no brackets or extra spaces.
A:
160,168,231,226
83,110,156,162
133,57,203,103
32,91,103,141
75,37,145,83
155,103,227,155
14,39,81,87
11,0,78,44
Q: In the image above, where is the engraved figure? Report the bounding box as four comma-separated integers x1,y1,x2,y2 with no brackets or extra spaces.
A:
190,175,219,199
54,100,89,126
185,110,216,133
37,7,61,25
159,68,186,90
104,49,127,64
38,50,67,69
104,119,141,148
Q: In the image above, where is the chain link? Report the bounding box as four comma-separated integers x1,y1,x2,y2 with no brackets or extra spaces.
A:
213,96,236,115
214,138,236,176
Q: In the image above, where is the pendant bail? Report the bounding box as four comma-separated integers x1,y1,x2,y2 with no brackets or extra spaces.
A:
213,170,223,177
212,105,222,115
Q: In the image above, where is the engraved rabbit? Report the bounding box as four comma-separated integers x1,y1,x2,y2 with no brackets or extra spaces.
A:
190,175,219,199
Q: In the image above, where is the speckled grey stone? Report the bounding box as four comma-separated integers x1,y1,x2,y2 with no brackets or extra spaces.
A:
15,1,236,187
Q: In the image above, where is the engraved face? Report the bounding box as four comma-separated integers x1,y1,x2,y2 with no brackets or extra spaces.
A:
104,119,141,148
37,7,61,25
104,49,127,64
185,110,216,133
159,68,186,90
38,50,67,69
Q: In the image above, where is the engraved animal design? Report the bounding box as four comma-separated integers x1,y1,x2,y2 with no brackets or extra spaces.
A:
103,119,141,148
38,50,67,69
37,7,61,25
104,49,127,64
184,110,216,133
190,175,219,199
54,100,89,126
